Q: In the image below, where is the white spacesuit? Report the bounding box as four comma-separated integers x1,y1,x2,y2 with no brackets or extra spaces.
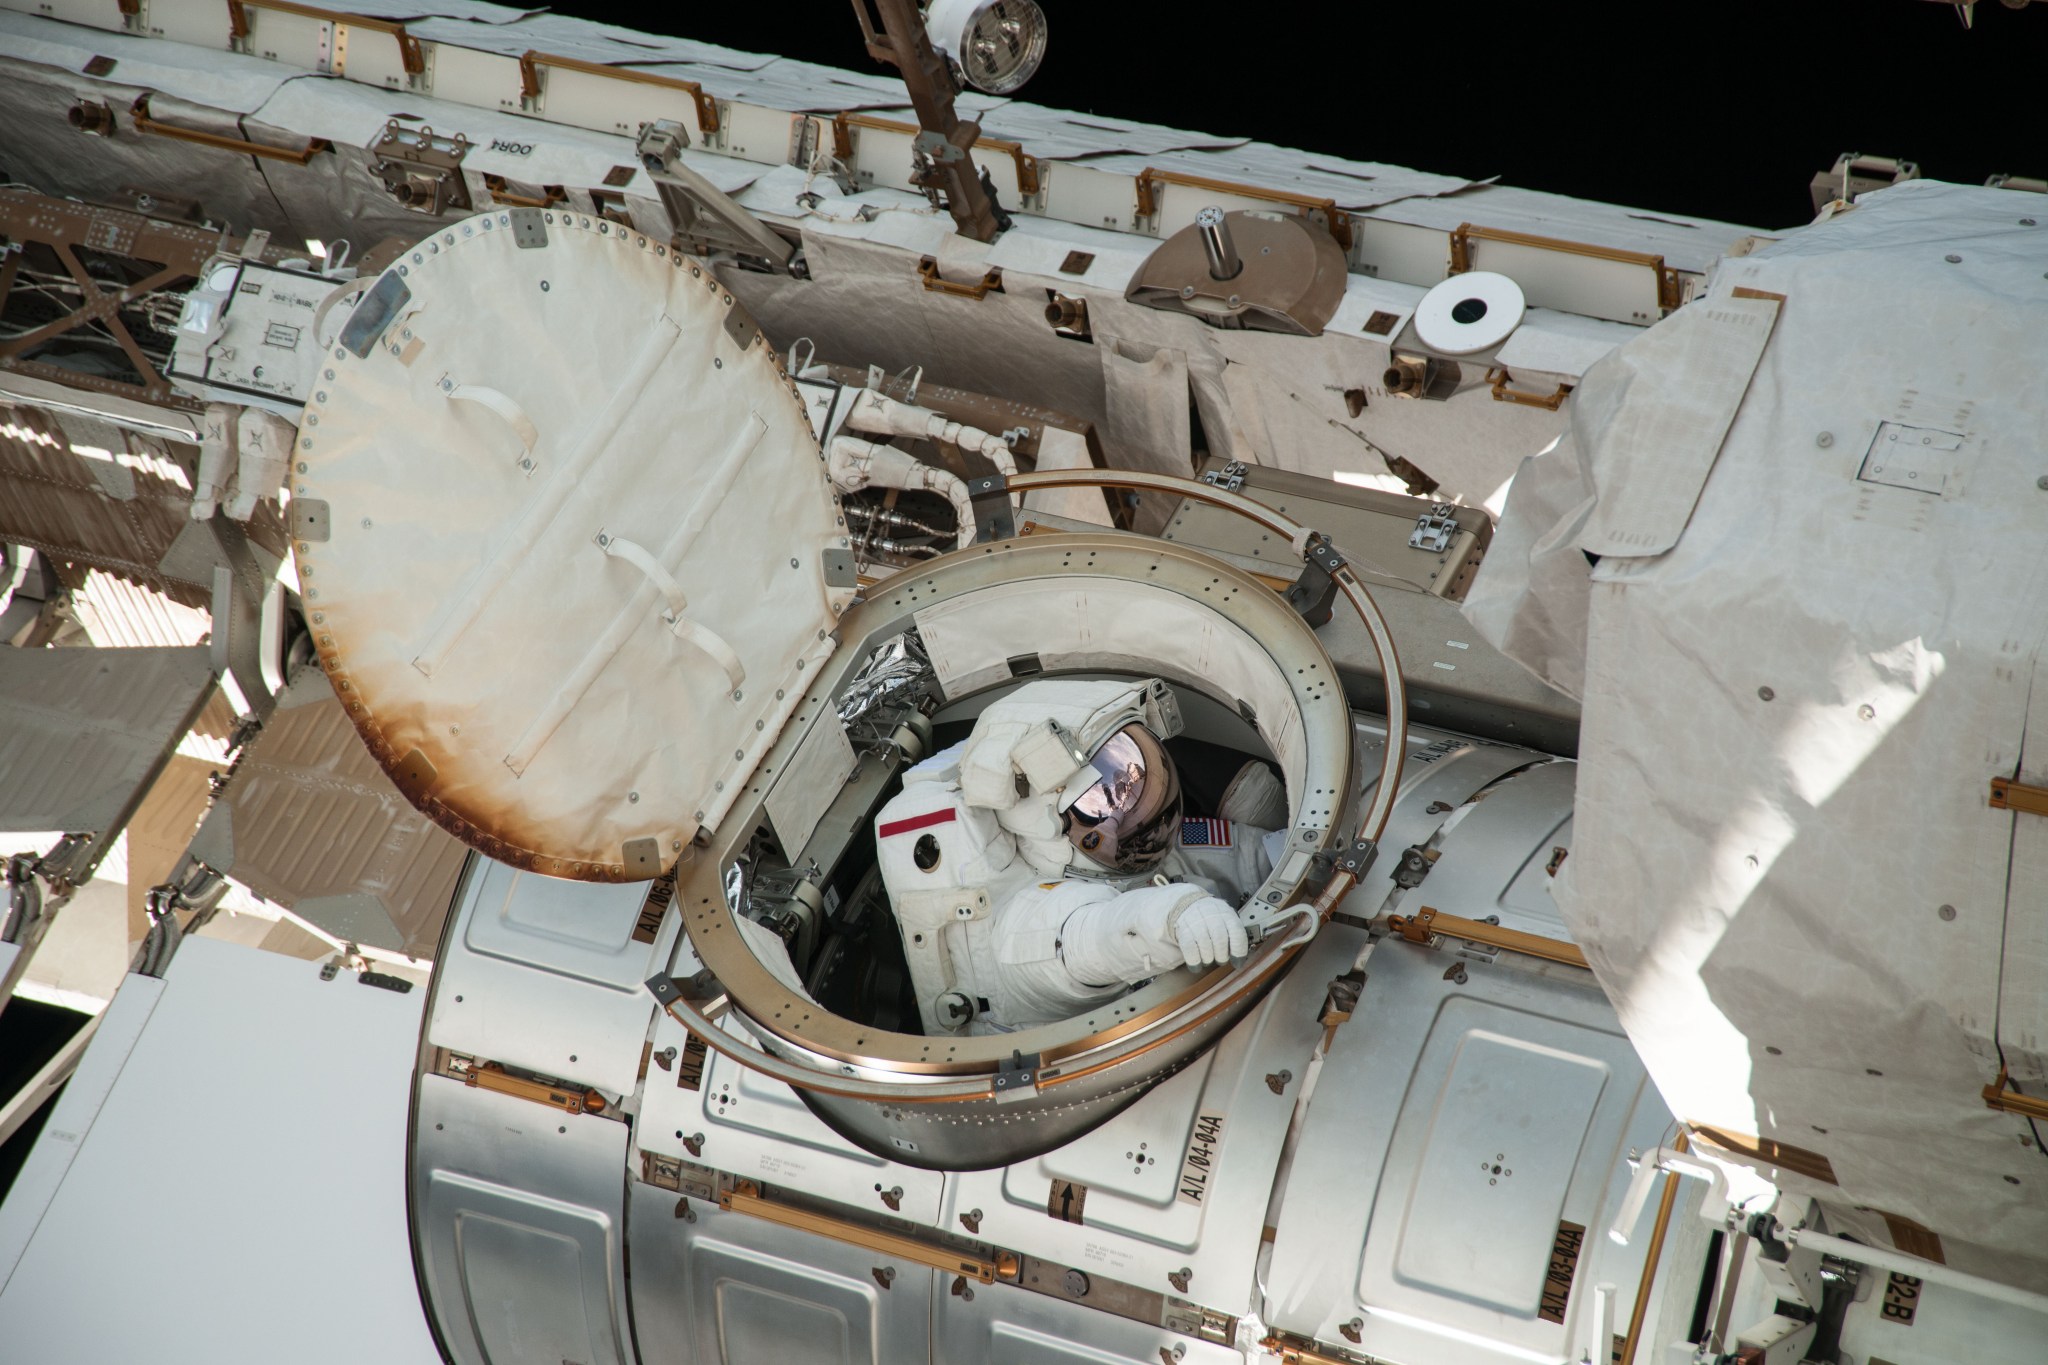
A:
869,678,1288,1035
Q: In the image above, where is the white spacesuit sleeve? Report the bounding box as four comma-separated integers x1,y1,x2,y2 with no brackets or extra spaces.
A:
1057,881,1241,985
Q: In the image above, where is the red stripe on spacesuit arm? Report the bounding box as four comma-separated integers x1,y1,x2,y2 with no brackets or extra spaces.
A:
876,807,958,838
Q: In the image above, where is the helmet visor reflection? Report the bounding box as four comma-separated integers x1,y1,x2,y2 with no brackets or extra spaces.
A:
1064,724,1182,874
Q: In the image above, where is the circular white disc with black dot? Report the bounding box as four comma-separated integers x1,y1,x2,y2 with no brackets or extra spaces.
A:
1412,271,1526,356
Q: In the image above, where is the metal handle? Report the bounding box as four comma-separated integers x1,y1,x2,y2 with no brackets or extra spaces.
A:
129,96,331,165
518,50,720,135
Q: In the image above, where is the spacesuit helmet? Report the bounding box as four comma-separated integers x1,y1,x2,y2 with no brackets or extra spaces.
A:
1059,723,1182,875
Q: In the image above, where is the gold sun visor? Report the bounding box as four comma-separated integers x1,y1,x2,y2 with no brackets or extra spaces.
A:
292,209,852,881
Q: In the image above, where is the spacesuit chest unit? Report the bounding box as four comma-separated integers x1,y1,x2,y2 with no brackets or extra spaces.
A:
873,754,1017,1035
875,678,1187,1036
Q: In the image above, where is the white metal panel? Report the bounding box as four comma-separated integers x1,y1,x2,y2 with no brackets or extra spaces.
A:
143,0,236,49
625,1181,934,1365
337,19,421,92
534,62,708,140
430,858,674,1096
240,4,330,70
0,940,439,1363
636,1005,946,1225
943,926,1353,1314
415,1075,637,1365
719,99,798,167
18,0,125,33
933,1276,1243,1365
1268,938,1672,1364
1403,758,1576,942
424,39,524,115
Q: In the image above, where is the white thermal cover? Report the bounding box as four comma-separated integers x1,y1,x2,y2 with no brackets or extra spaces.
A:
1464,181,2048,1287
294,210,850,881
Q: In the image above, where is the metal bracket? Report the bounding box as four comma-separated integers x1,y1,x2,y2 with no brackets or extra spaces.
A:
1284,531,1344,627
1390,843,1435,890
1318,967,1366,1031
1409,503,1459,552
917,256,1004,299
967,473,1016,543
369,119,472,216
1201,459,1248,493
1991,776,2048,818
993,1049,1041,1101
637,120,796,271
1983,1067,2048,1120
1486,367,1574,410
1335,838,1377,877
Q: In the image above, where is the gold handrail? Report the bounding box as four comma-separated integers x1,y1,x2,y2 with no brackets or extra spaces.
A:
227,0,423,74
518,51,720,136
129,95,332,165
722,1181,1016,1284
829,112,1042,195
1134,167,1353,251
1450,222,1681,313
1387,905,1589,969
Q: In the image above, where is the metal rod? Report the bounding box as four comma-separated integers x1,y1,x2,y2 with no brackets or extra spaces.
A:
1782,1226,2048,1318
1619,1130,1685,1365
1196,206,1242,281
724,1180,1016,1283
1389,906,1588,969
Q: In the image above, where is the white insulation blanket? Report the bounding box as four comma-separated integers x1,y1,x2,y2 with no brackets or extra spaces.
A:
1465,181,2048,1289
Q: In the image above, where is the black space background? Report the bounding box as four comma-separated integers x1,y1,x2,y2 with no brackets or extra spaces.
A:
550,0,2044,231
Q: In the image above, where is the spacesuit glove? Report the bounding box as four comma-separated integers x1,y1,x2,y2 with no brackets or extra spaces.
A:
1166,896,1249,968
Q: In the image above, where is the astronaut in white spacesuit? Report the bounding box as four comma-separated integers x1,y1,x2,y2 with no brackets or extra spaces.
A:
868,677,1288,1035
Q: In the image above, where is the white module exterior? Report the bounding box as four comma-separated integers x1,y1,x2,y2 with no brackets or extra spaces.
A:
1467,179,2048,1296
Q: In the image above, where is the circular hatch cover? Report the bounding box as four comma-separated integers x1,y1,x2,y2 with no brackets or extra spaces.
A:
294,210,851,881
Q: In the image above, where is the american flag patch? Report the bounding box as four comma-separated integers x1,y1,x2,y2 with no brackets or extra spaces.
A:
1180,817,1231,848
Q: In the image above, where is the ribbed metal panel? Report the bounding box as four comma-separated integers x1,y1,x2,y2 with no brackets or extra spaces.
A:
0,402,288,607
0,643,215,835
209,682,466,960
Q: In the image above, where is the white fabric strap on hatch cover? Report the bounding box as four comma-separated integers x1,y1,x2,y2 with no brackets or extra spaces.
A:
410,312,684,679
501,410,767,777
446,384,540,461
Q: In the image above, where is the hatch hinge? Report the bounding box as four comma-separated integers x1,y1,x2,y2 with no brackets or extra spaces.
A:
1408,503,1459,552
967,473,1016,543
1285,532,1344,628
